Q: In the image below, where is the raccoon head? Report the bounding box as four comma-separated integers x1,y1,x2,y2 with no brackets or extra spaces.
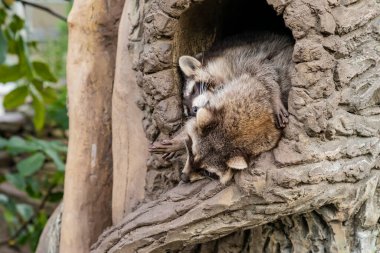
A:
179,56,215,117
181,107,248,184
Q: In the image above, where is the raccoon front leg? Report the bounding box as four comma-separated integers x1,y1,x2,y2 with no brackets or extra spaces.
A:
149,129,188,159
257,68,289,128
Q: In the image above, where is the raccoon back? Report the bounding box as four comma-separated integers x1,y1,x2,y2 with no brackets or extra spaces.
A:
208,75,282,157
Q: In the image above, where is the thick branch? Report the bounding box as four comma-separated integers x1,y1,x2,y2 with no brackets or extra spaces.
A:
91,153,380,252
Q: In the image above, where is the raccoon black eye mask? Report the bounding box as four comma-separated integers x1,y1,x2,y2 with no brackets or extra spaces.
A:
150,32,293,184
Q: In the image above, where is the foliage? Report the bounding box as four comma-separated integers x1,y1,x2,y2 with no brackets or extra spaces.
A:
0,1,69,251
0,136,66,250
0,1,61,132
46,86,68,130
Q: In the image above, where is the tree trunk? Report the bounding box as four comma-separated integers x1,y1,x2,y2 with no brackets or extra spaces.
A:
59,1,124,252
59,0,380,252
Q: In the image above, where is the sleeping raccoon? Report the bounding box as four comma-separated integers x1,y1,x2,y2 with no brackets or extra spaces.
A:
150,33,294,182
180,32,293,128
181,74,283,183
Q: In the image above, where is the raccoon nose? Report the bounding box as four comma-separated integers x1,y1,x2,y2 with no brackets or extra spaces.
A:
191,106,198,115
180,173,190,183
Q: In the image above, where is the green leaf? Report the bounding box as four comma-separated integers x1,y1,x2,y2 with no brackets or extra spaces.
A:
7,136,40,154
30,86,45,131
4,209,17,225
26,138,66,170
16,152,45,176
3,85,28,110
40,86,57,104
0,9,6,25
16,203,33,221
0,137,8,149
32,61,57,82
9,14,24,33
45,148,65,171
25,177,41,198
0,64,23,82
36,211,47,226
16,36,33,79
48,140,67,153
5,173,26,190
0,193,9,205
5,28,18,54
31,79,43,90
52,171,64,185
0,29,7,64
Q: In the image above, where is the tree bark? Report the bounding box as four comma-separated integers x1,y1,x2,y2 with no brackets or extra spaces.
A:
91,0,380,251
111,0,149,223
55,0,380,251
36,203,62,253
59,1,124,252
91,153,380,252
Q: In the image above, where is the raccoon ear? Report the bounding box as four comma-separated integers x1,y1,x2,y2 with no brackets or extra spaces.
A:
196,107,214,129
179,56,202,77
226,156,248,170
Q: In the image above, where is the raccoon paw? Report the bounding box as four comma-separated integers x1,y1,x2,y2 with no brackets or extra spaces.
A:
149,139,183,159
275,105,289,129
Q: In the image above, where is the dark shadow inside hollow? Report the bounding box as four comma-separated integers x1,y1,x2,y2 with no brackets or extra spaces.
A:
174,0,292,59
220,0,291,37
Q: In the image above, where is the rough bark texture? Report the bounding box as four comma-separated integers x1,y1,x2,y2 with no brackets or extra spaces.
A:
36,204,62,253
91,0,380,252
59,1,124,252
111,0,149,223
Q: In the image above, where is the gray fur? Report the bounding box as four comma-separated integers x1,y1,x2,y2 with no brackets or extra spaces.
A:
181,32,294,125
151,32,294,183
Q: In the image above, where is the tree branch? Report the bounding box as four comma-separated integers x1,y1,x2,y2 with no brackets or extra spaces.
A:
17,0,67,22
0,183,41,209
91,153,380,252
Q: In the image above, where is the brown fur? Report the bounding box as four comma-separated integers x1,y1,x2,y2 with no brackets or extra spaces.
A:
182,74,282,183
150,32,294,183
181,32,294,126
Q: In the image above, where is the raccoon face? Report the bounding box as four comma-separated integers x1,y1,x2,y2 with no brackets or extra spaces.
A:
181,108,248,184
179,56,215,117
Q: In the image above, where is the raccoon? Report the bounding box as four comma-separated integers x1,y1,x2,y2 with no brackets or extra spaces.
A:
150,33,294,182
180,74,282,183
180,32,293,127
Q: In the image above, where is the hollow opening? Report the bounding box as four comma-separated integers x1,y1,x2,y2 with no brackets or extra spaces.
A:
174,0,292,59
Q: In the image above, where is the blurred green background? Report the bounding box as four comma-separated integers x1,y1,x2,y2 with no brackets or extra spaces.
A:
0,1,70,252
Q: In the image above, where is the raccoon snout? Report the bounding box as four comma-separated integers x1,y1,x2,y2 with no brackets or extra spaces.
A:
191,106,198,115
180,173,190,183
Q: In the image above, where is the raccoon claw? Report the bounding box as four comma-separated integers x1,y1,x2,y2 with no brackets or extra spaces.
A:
275,106,289,129
162,152,175,160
